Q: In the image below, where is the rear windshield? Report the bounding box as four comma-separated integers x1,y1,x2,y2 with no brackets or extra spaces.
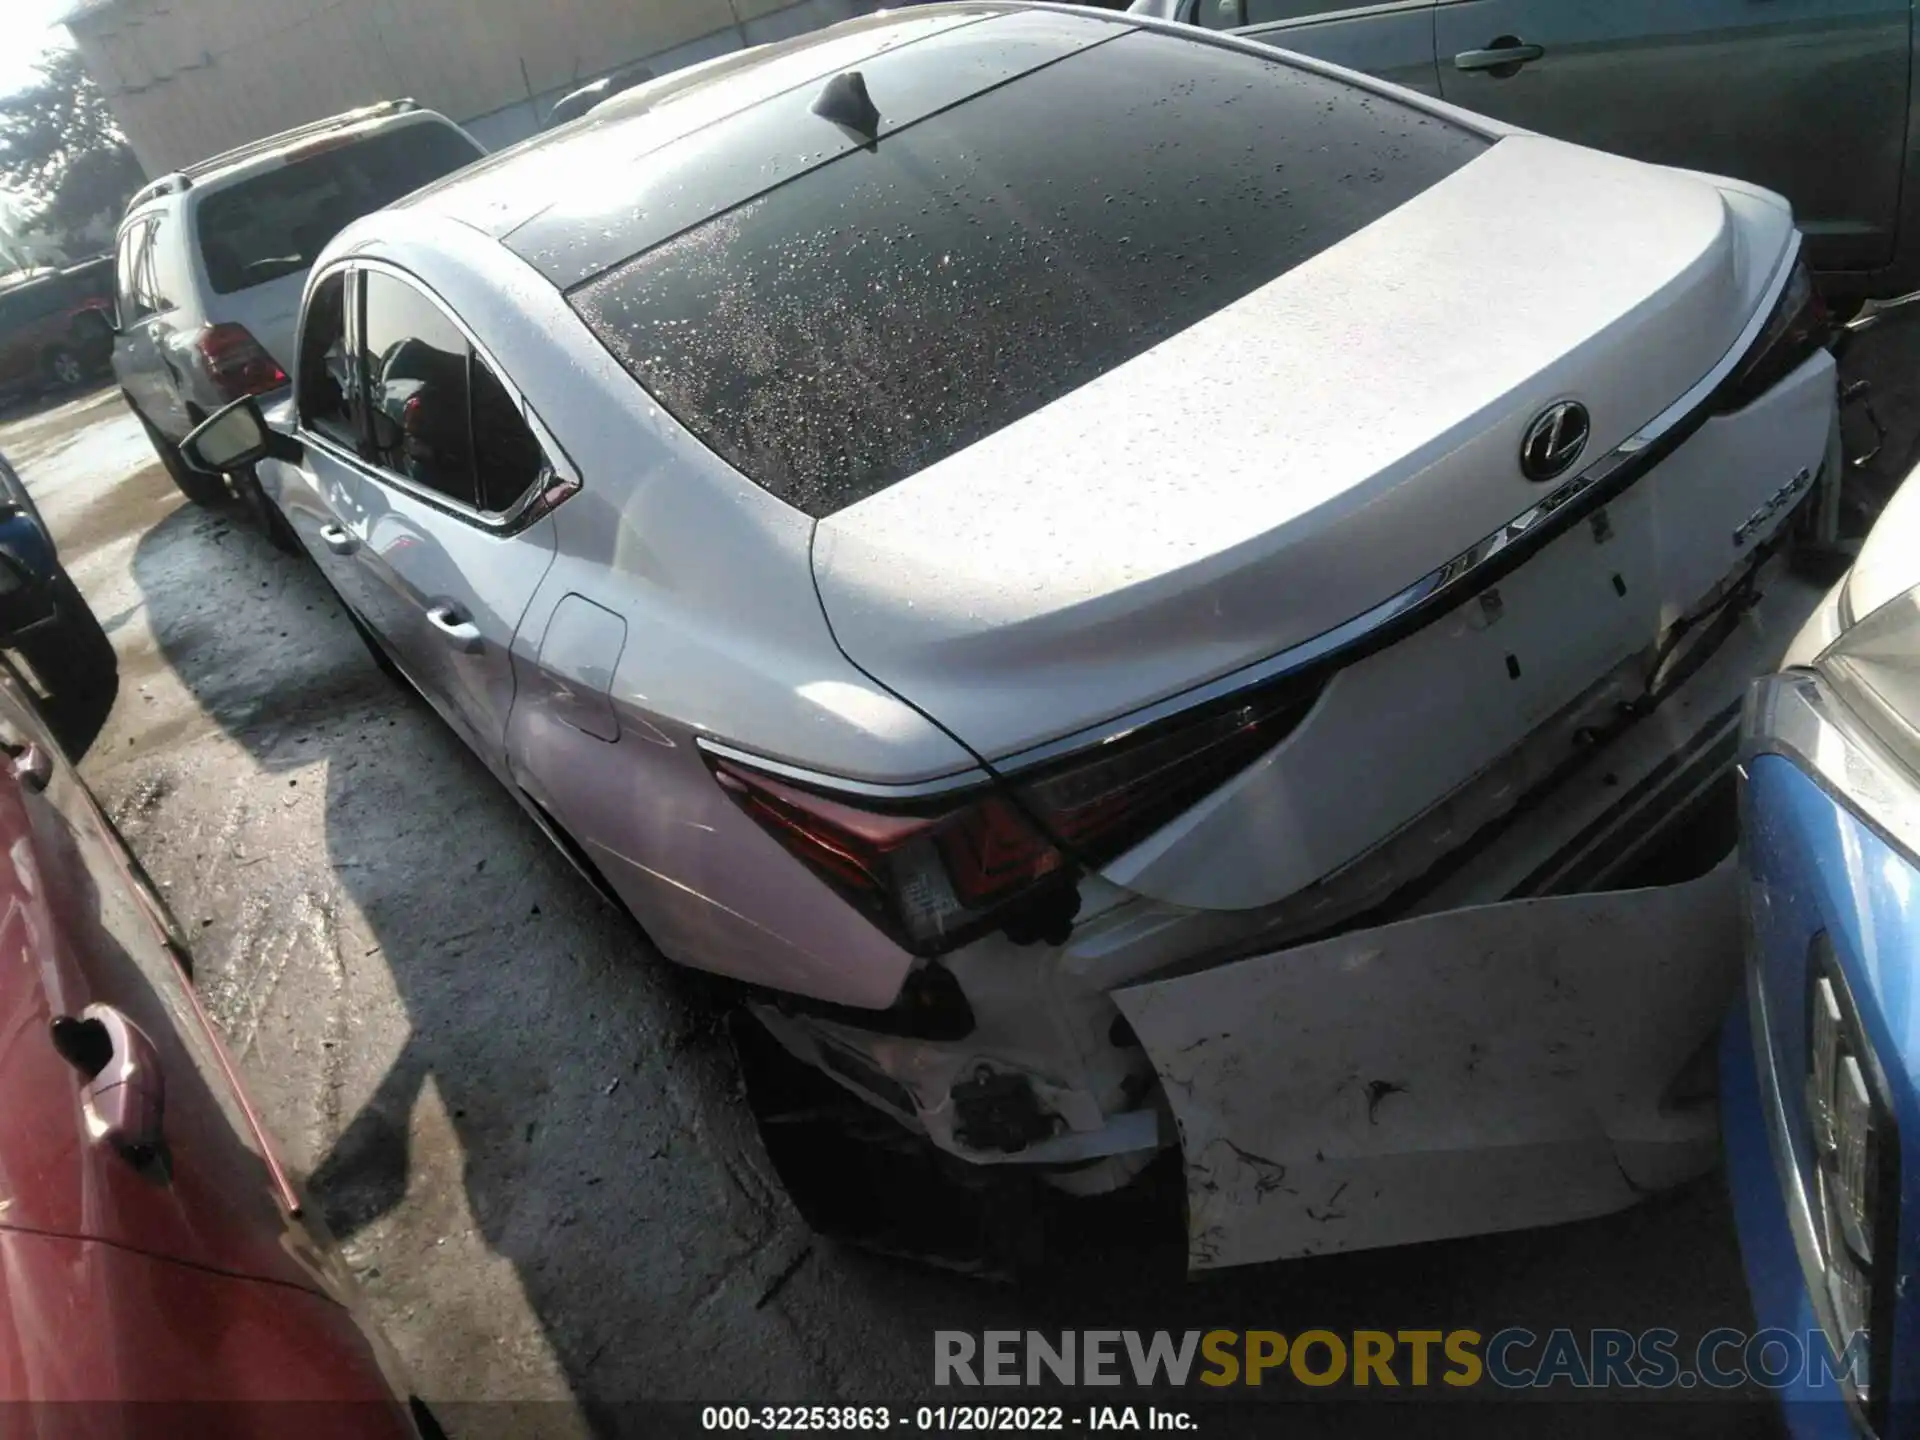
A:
196,123,482,296
570,30,1484,518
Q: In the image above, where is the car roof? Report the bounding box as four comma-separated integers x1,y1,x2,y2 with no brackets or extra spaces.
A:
393,4,1141,288
121,103,462,224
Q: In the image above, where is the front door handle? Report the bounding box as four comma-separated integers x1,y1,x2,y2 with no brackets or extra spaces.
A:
1455,38,1544,76
426,603,483,652
10,742,51,794
318,522,356,556
51,1004,166,1166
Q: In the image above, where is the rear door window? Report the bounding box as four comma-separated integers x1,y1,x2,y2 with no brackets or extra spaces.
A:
195,123,482,296
134,218,174,314
114,223,143,323
470,359,547,514
1242,0,1349,23
568,29,1484,518
355,270,549,517
360,270,476,506
116,220,153,322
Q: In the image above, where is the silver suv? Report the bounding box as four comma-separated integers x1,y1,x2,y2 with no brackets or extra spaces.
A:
112,100,483,505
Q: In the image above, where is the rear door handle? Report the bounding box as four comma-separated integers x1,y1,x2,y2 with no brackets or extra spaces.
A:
1455,39,1544,75
2,736,52,793
426,603,483,652
318,522,356,556
51,1004,166,1165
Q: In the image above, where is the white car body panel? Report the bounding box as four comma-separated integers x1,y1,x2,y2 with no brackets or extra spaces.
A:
1106,347,1834,909
1112,862,1740,1271
813,135,1786,764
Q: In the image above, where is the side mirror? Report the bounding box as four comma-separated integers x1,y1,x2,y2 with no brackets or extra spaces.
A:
181,396,303,474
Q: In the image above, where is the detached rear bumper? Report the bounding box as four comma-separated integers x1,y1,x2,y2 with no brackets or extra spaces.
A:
1118,862,1737,1271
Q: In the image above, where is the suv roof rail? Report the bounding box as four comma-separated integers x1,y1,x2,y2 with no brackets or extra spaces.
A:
180,98,423,181
125,172,192,211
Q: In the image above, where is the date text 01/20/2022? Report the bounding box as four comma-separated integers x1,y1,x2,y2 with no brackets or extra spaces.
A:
700,1407,1197,1432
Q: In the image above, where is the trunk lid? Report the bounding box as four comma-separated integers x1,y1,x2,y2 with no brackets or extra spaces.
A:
212,269,304,373
811,136,1782,764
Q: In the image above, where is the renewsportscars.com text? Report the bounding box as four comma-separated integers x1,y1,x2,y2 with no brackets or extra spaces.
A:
934,1328,1866,1392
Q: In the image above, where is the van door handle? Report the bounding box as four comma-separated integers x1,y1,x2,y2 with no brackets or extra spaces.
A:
426,603,483,652
51,1004,166,1166
1455,39,1544,76
318,522,356,556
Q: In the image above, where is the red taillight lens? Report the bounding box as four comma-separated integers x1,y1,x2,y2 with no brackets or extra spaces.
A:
197,323,288,402
706,675,1320,956
707,762,1068,955
1012,687,1317,867
1715,258,1830,415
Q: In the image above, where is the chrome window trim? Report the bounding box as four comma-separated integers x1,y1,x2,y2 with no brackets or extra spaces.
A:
291,256,581,536
992,236,1805,776
694,735,988,803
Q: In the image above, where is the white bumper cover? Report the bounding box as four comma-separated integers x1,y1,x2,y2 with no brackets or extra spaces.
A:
1114,862,1738,1271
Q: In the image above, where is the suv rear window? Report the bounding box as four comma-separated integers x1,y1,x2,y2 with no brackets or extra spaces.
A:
196,123,482,296
570,29,1484,518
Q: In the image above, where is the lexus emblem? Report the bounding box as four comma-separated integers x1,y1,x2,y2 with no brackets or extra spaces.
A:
1520,401,1590,482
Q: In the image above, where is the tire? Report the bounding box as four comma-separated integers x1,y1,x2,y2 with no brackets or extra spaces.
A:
43,346,84,389
16,572,118,758
235,465,302,555
132,402,226,507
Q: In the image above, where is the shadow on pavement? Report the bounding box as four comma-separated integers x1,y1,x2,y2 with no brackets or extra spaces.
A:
120,500,1782,1436
0,378,117,430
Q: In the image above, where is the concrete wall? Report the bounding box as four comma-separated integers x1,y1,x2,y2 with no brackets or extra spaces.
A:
68,0,881,174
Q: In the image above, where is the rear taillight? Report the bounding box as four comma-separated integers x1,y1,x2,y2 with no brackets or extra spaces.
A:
197,323,288,402
1009,690,1314,864
706,678,1319,956
708,762,1070,955
1715,258,1830,414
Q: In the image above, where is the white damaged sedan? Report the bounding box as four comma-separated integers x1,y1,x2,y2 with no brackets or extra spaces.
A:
194,5,1841,1271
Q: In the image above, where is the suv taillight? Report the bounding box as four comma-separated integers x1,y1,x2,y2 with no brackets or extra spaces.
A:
197,323,287,402
1715,258,1830,414
705,678,1320,956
